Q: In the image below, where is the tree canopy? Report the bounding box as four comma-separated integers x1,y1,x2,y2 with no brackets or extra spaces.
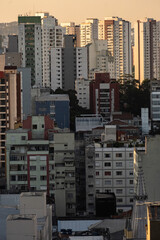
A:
118,75,150,116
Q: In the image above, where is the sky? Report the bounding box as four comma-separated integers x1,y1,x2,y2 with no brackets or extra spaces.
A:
1,0,160,24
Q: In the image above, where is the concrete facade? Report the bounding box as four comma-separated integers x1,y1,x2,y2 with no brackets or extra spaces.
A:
6,116,54,196
134,135,160,202
35,94,70,129
85,143,141,215
51,35,88,91
0,68,22,169
39,13,64,87
80,18,98,47
6,192,52,240
134,19,160,83
0,52,22,70
87,40,115,80
75,78,90,109
90,73,119,120
54,132,76,216
98,17,132,79
18,16,42,86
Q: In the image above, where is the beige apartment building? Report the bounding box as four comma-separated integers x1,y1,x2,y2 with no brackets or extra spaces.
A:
0,67,22,171
80,18,98,47
6,192,52,240
98,17,132,79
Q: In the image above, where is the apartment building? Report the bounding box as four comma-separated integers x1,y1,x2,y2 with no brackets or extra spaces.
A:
134,18,160,83
80,18,98,47
54,132,76,217
98,17,132,79
85,144,136,215
75,78,90,109
150,80,160,122
6,192,52,240
90,73,119,120
0,68,22,171
6,116,55,196
38,12,64,87
35,94,70,129
51,35,88,90
87,40,115,80
61,22,81,47
18,16,42,86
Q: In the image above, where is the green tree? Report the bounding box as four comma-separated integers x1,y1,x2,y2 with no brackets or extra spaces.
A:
118,75,150,116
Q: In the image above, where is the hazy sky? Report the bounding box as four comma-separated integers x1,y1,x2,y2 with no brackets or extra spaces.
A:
1,0,160,24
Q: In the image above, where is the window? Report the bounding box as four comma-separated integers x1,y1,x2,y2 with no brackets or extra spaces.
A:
129,180,133,184
21,136,26,140
105,180,111,185
129,171,133,176
116,171,122,176
40,176,47,181
129,153,133,158
96,180,100,185
130,198,133,203
40,156,46,161
117,198,123,203
30,166,36,171
116,180,123,185
40,166,46,171
116,162,122,167
96,171,99,176
104,162,111,167
116,153,122,158
32,124,37,129
67,193,73,198
88,175,93,178
95,153,99,158
105,171,111,176
116,189,123,194
30,176,36,181
104,153,111,158
30,156,36,160
95,162,100,167
129,189,134,194
129,162,133,167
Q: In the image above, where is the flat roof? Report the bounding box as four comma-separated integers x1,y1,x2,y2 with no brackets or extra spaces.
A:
36,94,69,102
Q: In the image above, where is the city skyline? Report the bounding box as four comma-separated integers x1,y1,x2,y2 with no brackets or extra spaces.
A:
1,0,160,23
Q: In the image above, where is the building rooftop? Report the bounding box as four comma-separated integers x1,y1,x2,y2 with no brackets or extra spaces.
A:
7,214,36,221
36,94,69,101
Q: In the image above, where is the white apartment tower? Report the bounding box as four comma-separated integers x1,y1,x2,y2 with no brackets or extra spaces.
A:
98,17,132,79
80,18,98,47
18,16,42,86
36,12,64,87
51,36,88,91
134,18,160,84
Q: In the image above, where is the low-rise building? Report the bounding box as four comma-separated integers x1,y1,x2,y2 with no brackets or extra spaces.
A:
75,114,104,132
6,192,52,240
